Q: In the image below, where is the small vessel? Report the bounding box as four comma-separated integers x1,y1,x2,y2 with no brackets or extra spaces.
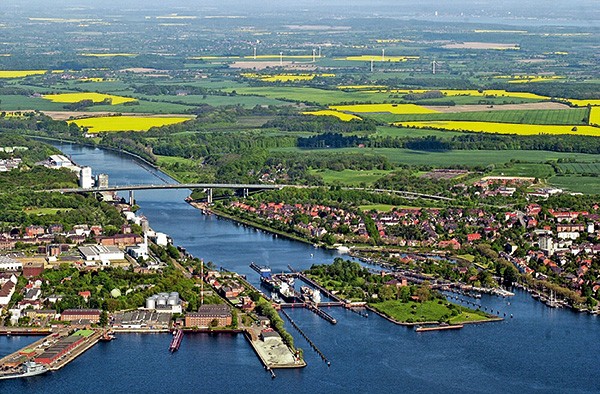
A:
301,286,322,304
99,331,116,342
169,329,183,352
0,362,48,380
546,290,559,308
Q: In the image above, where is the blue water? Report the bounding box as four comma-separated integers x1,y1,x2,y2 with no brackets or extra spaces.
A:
2,143,599,393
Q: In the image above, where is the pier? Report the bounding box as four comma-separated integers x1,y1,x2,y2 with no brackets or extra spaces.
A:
0,329,102,375
280,309,331,366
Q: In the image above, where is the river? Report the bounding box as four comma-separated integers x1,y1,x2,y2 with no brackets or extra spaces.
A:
1,143,599,393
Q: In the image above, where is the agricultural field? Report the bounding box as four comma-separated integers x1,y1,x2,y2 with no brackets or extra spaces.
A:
241,73,335,82
310,169,391,186
331,103,438,115
42,92,137,105
80,53,137,57
590,107,600,126
490,163,555,179
369,108,589,125
557,162,600,175
302,110,361,121
493,75,565,83
0,70,61,78
68,115,194,132
276,147,600,168
337,55,419,62
374,126,464,139
548,175,600,194
395,121,600,137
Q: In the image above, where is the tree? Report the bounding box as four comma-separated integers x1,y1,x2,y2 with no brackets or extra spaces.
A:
99,310,108,327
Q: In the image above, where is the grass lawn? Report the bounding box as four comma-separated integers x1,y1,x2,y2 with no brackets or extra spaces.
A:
370,299,491,323
456,254,476,262
358,204,396,212
24,207,72,215
310,168,391,186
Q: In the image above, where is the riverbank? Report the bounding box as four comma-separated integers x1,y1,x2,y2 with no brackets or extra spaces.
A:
190,202,318,247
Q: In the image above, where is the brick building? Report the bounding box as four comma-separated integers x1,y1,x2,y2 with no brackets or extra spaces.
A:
185,304,232,327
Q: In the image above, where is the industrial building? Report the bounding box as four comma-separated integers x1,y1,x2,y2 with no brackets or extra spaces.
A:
96,173,109,188
79,166,94,189
78,245,124,264
145,292,182,313
185,304,232,327
0,255,22,271
60,309,101,323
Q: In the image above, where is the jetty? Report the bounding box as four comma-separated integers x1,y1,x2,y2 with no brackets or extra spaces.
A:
415,324,464,333
0,329,102,374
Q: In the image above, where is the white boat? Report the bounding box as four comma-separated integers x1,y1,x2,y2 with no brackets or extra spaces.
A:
0,361,48,380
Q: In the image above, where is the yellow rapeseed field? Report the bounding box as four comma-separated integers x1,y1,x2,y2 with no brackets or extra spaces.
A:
337,55,419,62
80,53,137,57
567,99,600,107
188,56,241,60
243,55,319,59
337,85,388,90
494,75,564,83
590,108,600,126
395,121,600,137
331,103,438,115
0,70,62,78
43,93,137,105
69,116,193,132
302,110,361,121
241,73,335,82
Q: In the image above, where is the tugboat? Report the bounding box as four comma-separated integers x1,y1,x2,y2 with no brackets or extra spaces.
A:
0,361,48,380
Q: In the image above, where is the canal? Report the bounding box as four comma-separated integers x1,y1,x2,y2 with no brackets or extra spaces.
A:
1,142,599,393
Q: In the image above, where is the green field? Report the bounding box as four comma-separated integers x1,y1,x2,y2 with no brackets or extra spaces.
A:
375,126,464,139
491,163,555,179
358,204,397,212
370,300,491,324
549,175,600,194
367,108,589,125
557,162,600,174
276,147,600,167
310,168,391,186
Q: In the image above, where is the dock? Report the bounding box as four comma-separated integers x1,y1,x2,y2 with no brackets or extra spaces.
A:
415,324,464,332
0,329,102,374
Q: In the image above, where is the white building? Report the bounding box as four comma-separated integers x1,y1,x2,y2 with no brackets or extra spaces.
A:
79,245,125,262
127,234,149,261
539,236,554,256
79,166,94,189
557,232,580,240
0,256,23,271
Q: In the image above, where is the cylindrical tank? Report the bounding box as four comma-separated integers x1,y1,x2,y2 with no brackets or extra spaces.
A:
156,297,167,306
146,296,156,309
167,296,177,306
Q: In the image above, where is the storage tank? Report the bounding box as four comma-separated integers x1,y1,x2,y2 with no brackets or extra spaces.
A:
156,296,167,306
146,296,157,310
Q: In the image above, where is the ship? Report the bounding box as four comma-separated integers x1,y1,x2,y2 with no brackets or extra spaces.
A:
278,282,297,303
169,329,183,352
301,286,322,304
260,276,281,291
0,361,48,380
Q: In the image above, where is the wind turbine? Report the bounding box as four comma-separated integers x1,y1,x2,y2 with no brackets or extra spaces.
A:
381,48,385,61
253,45,257,60
312,48,316,62
318,46,322,58
279,51,283,66
432,59,438,74
370,59,374,72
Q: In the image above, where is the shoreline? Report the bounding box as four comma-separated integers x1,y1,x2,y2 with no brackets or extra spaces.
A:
365,305,502,327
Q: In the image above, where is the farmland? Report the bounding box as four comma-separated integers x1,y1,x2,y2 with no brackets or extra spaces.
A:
369,108,589,125
68,116,193,132
331,104,438,115
302,110,361,121
394,121,600,137
43,92,137,105
0,70,59,78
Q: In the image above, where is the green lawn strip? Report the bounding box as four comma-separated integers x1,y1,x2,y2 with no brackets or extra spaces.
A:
370,299,491,324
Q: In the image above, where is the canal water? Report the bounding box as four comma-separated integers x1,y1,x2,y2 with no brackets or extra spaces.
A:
1,143,599,393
